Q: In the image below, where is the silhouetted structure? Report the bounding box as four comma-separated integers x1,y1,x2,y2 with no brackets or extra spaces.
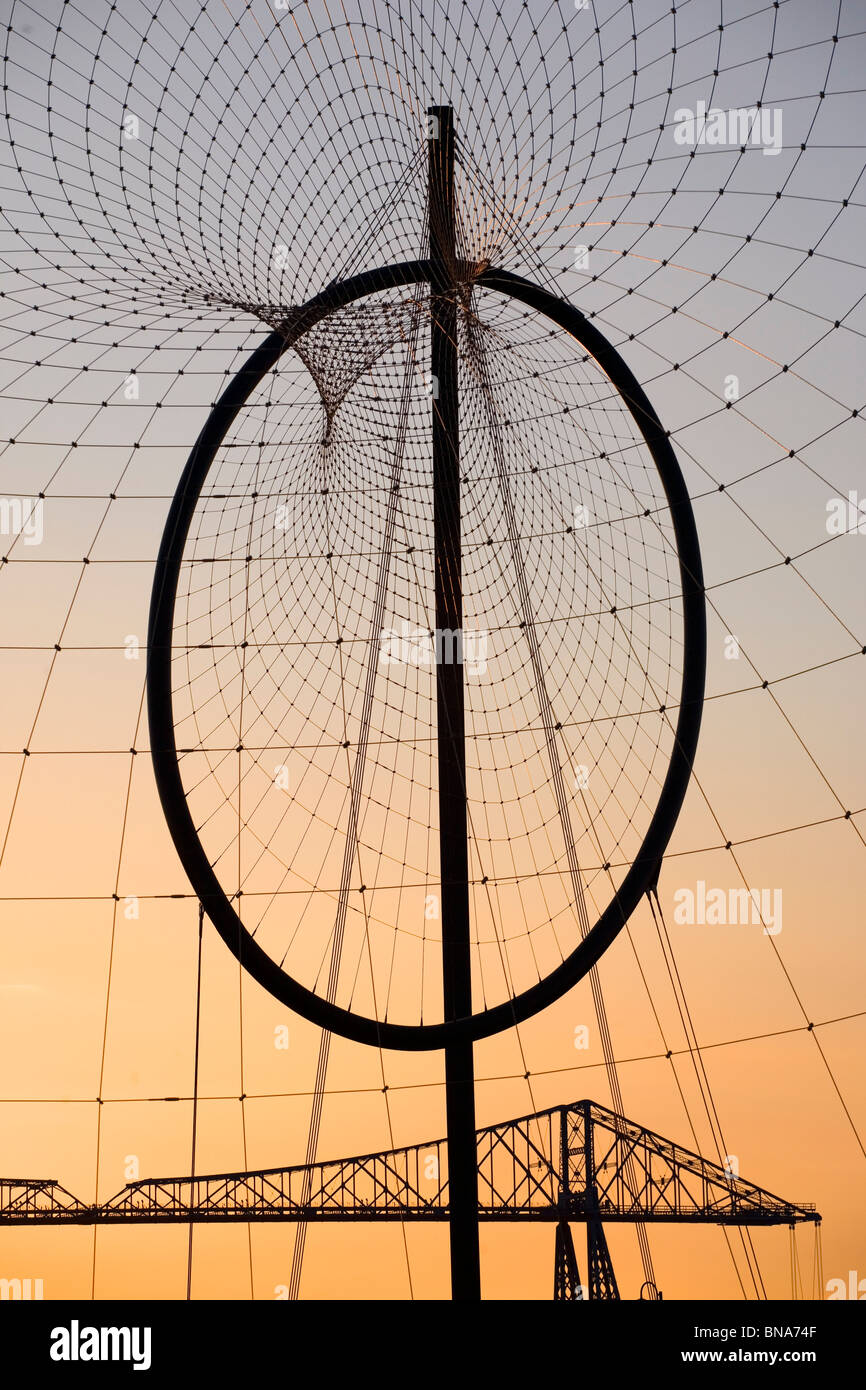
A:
1,1100,818,1299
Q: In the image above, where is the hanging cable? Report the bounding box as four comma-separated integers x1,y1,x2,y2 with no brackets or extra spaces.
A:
187,901,205,1300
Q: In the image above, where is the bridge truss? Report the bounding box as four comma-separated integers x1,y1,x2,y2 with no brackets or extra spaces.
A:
0,1100,817,1299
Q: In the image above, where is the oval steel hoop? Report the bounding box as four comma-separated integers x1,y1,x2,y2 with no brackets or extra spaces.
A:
147,261,706,1051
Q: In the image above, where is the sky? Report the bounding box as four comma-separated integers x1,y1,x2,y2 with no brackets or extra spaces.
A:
0,0,864,1300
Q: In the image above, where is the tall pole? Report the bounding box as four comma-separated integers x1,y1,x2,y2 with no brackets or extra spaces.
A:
428,104,481,1301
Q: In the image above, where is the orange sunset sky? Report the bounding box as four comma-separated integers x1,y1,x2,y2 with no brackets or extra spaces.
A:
0,0,864,1301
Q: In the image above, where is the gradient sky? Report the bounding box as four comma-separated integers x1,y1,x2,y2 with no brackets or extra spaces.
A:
0,0,864,1300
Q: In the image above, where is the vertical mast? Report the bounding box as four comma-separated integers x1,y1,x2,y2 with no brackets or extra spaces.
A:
427,103,480,1301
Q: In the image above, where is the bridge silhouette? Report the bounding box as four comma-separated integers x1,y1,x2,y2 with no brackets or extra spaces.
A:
1,1099,817,1299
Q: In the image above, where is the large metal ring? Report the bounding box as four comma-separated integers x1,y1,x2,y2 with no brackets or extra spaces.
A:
147,261,706,1050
